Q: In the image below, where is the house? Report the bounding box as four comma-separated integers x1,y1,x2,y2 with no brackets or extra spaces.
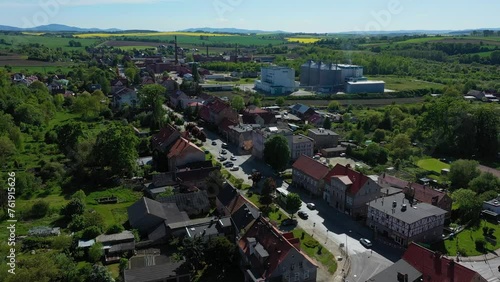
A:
127,197,189,235
366,193,447,246
166,137,205,171
323,164,381,218
307,128,339,150
174,162,219,191
227,124,259,153
124,255,190,282
157,190,211,216
404,243,485,282
242,106,277,126
379,174,452,216
216,183,261,235
320,146,346,158
483,196,500,214
289,104,315,119
199,97,238,126
159,78,178,93
113,88,138,108
306,113,324,127
238,216,318,282
166,216,234,242
95,230,135,263
292,155,330,196
28,226,61,237
88,84,101,92
291,135,314,160
151,124,181,154
169,91,203,110
251,126,292,159
368,259,423,282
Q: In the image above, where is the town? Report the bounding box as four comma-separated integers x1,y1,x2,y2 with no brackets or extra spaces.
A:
0,2,500,282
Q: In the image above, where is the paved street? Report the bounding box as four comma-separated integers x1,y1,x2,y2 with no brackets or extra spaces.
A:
201,128,399,281
460,256,500,281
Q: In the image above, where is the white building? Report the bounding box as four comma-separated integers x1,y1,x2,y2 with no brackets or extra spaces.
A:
254,66,298,95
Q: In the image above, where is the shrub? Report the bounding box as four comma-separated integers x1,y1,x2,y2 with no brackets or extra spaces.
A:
457,247,468,257
106,224,124,235
30,200,50,219
304,238,319,249
475,238,486,250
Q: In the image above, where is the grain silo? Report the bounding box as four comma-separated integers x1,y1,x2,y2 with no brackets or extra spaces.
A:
300,60,313,86
308,61,320,86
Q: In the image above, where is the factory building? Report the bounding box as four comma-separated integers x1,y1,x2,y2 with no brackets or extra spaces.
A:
254,66,298,95
300,60,384,93
346,81,385,94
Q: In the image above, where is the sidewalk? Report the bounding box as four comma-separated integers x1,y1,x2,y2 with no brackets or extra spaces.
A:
459,249,500,262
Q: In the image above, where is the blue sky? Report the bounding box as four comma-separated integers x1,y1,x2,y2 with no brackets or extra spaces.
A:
1,0,499,32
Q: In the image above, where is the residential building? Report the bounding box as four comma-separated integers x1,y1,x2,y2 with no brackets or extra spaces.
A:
95,231,135,263
254,66,298,95
151,125,181,154
292,155,330,196
403,243,487,282
158,190,211,216
169,91,204,110
366,193,447,246
368,259,423,282
289,104,315,119
216,183,260,235
291,135,314,160
379,174,452,216
198,97,238,126
166,216,234,242
113,88,138,109
323,164,381,218
242,106,277,126
166,137,205,171
227,124,259,152
483,196,500,214
320,146,346,157
127,197,189,236
251,126,293,159
307,128,339,150
124,255,190,282
238,216,318,282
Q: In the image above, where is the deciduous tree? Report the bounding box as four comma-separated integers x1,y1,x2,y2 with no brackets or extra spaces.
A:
264,135,290,172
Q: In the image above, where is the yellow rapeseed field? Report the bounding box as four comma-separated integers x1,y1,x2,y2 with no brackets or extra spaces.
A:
285,37,321,44
21,32,45,36
74,32,236,38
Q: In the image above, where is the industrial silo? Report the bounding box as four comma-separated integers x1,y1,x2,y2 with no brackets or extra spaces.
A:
300,60,312,86
332,64,342,88
319,63,336,88
309,61,320,86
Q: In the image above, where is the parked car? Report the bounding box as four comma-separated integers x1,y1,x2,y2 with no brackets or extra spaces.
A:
222,143,228,148
211,141,217,146
230,166,240,171
204,150,210,154
219,156,227,162
220,149,227,155
230,155,237,161
281,219,298,226
298,211,308,219
360,238,372,248
306,203,316,210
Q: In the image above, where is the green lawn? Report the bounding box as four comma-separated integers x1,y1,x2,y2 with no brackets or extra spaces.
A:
434,221,500,256
365,75,444,91
106,263,120,280
292,229,338,274
416,158,450,173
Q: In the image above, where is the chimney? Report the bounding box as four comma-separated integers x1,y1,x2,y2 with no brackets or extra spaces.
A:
174,36,178,65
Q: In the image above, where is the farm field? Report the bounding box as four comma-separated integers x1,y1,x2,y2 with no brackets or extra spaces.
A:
286,37,322,43
74,31,238,38
0,54,74,73
0,34,99,50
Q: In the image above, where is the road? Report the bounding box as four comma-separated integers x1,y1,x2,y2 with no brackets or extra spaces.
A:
201,127,399,282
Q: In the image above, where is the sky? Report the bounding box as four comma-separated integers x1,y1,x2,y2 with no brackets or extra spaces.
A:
0,0,499,32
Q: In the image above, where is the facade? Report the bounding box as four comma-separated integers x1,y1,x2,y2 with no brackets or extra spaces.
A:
238,217,318,282
299,61,364,91
292,155,330,196
254,66,298,95
166,137,205,171
307,128,339,150
241,106,277,126
227,124,259,152
366,193,447,246
323,164,381,218
291,135,314,160
346,81,385,94
483,197,500,214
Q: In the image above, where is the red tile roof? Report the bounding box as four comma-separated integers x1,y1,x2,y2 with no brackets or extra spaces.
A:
207,98,229,114
324,164,369,196
219,118,238,133
238,217,317,280
403,243,483,282
198,106,210,121
151,125,180,151
243,106,268,115
167,137,202,158
292,155,330,181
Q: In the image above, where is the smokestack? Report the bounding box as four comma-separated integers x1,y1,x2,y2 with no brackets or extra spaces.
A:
174,35,178,65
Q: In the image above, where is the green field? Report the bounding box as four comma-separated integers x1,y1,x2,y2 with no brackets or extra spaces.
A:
0,34,99,50
293,229,338,274
416,158,450,173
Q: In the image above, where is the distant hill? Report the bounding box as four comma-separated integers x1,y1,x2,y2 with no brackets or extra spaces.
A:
0,24,121,32
181,27,289,34
337,28,500,36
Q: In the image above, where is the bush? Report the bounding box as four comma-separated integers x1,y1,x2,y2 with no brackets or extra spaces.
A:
106,224,124,235
304,238,319,249
30,200,50,219
82,226,102,240
457,247,468,257
475,238,486,250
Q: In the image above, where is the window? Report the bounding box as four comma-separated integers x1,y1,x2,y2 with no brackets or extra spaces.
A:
290,263,295,270
294,272,300,281
304,270,310,279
